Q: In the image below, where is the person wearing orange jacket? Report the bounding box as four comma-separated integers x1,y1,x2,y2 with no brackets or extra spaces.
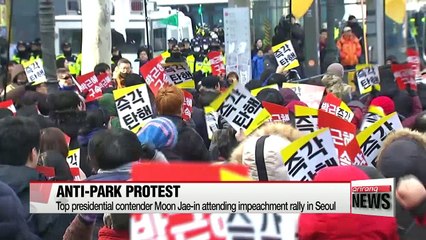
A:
336,26,361,69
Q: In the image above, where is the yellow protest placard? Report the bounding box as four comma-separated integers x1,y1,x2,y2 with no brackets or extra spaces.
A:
272,40,300,71
113,84,153,133
356,112,402,166
67,148,80,168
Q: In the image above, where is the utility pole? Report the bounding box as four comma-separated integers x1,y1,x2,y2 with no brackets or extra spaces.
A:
324,0,339,69
81,0,111,75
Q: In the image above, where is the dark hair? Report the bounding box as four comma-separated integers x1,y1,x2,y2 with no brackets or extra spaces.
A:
0,108,13,119
94,63,110,76
40,151,73,181
0,117,40,166
244,80,263,91
48,91,81,112
226,72,239,81
256,88,284,105
88,129,143,170
79,109,109,136
348,15,356,21
413,111,426,133
56,58,66,69
320,28,327,34
266,73,287,88
40,127,69,159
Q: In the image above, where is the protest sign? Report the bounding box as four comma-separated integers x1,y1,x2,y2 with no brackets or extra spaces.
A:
208,51,226,76
281,128,338,181
36,166,55,179
294,105,318,135
359,106,385,131
131,213,299,240
356,64,380,94
66,148,80,168
356,113,403,166
320,93,354,122
23,58,47,84
113,84,153,133
391,63,417,91
318,110,357,165
281,83,325,109
140,55,170,95
407,48,421,76
182,90,193,121
250,84,279,97
76,72,102,102
0,99,16,114
272,40,299,70
210,83,270,136
262,101,290,123
163,62,195,88
64,133,71,147
339,138,368,166
204,107,220,140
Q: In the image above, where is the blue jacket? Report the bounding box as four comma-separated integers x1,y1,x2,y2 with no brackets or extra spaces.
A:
252,55,265,80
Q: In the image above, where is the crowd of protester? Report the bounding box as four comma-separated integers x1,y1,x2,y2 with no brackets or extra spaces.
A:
1,14,426,240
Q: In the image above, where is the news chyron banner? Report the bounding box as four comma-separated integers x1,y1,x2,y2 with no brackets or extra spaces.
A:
30,178,395,217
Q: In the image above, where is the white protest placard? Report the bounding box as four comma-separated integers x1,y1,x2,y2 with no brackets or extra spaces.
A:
359,106,385,131
67,148,80,168
281,83,325,109
23,58,47,84
356,65,380,94
356,113,403,166
272,40,300,70
113,84,153,133
163,62,194,85
205,108,220,140
320,93,354,122
215,83,270,136
281,128,338,181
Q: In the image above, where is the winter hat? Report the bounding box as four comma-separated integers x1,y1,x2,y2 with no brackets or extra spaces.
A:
200,76,220,89
326,63,344,78
279,88,300,106
98,93,118,117
370,96,395,115
137,117,178,149
241,135,291,181
343,26,352,32
286,100,308,113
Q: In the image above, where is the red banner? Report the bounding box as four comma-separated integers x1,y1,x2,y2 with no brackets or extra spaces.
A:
407,48,421,76
391,63,417,90
140,55,170,95
77,72,112,102
36,166,55,178
182,90,193,121
0,99,16,115
318,110,357,165
340,138,368,166
262,101,290,123
207,51,225,76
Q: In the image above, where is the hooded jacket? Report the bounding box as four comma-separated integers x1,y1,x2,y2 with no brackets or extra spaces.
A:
298,166,399,240
336,33,362,66
377,128,426,239
0,165,75,240
230,123,303,180
321,74,353,101
0,180,41,240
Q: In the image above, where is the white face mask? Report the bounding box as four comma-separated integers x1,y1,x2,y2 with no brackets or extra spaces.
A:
203,44,209,50
194,47,201,52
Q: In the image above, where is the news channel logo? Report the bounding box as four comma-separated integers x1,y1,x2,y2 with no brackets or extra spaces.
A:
351,178,395,217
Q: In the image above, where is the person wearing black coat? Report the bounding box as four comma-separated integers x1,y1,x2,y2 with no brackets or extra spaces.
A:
0,117,75,240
